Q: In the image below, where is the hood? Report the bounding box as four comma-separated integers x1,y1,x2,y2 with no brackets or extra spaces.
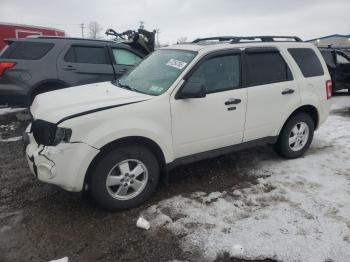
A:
31,81,153,124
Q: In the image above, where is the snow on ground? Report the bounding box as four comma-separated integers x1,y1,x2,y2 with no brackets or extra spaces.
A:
143,96,350,262
331,94,350,111
0,136,22,142
48,257,68,262
0,107,25,116
0,122,22,142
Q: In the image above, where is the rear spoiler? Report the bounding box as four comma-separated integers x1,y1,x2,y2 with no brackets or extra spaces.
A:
3,38,17,45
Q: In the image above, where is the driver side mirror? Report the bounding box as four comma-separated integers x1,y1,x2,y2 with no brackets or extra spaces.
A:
176,82,206,99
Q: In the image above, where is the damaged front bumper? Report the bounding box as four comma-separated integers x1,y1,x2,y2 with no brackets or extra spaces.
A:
25,130,100,192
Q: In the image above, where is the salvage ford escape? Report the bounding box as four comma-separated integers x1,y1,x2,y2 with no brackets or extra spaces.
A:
24,36,332,210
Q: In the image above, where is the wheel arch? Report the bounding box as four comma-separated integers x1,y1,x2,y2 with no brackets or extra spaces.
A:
84,136,168,189
31,79,70,97
278,104,319,136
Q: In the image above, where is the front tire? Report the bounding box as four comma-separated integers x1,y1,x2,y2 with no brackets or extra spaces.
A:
89,145,160,210
275,113,314,159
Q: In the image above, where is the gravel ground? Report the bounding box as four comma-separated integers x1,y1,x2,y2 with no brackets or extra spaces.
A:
0,112,258,262
0,93,348,262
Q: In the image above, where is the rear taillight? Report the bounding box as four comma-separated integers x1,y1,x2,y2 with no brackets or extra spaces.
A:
326,80,332,100
0,61,16,76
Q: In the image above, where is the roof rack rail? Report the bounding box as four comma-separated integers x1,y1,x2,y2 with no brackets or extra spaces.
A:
35,36,113,42
192,36,303,44
192,36,240,43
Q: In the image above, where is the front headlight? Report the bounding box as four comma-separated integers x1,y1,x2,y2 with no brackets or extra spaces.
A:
53,127,72,145
32,120,72,146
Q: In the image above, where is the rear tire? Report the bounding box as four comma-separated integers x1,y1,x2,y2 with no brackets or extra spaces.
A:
274,113,314,159
89,145,160,210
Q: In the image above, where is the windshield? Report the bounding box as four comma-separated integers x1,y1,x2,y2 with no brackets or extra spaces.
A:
116,49,197,95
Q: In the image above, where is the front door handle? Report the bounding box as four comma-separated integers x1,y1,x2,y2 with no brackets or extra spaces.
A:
225,98,241,105
281,89,295,95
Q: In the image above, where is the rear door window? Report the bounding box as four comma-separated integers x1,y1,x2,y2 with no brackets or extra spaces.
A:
112,48,142,65
0,41,54,60
64,46,109,64
288,48,324,77
245,50,293,86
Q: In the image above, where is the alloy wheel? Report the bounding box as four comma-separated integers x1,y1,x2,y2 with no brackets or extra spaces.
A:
106,159,148,200
288,122,310,152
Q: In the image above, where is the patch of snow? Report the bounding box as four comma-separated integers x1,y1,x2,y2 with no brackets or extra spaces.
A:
143,96,350,262
0,136,22,142
49,257,68,262
331,96,349,110
0,107,25,116
231,244,244,256
201,191,224,204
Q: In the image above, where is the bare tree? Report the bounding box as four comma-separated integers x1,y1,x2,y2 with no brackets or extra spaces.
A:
88,21,103,39
176,36,188,44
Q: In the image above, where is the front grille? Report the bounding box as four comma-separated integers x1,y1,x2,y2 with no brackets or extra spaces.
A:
31,119,57,146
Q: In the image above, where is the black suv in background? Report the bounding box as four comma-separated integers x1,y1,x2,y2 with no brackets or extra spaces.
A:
319,47,350,94
0,37,146,107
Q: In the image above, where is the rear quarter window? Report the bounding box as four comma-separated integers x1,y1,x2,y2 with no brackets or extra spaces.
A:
0,41,54,60
320,50,334,66
288,48,324,78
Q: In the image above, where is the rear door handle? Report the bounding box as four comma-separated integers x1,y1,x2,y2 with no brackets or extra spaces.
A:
281,89,295,95
225,98,241,105
62,65,77,71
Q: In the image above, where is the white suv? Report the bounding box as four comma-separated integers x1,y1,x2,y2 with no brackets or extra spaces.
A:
25,36,332,210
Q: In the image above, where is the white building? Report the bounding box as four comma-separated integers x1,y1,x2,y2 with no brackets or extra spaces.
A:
306,34,350,47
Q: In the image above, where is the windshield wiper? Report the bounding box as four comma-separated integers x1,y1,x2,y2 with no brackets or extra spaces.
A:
113,79,152,95
113,79,132,90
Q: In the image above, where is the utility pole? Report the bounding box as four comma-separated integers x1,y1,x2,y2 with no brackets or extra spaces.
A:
80,23,86,38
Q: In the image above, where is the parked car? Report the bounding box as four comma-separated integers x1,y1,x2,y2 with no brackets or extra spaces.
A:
0,37,146,107
24,36,332,210
319,47,350,94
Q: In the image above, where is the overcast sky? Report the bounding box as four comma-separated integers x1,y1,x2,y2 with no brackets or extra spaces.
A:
1,0,349,44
